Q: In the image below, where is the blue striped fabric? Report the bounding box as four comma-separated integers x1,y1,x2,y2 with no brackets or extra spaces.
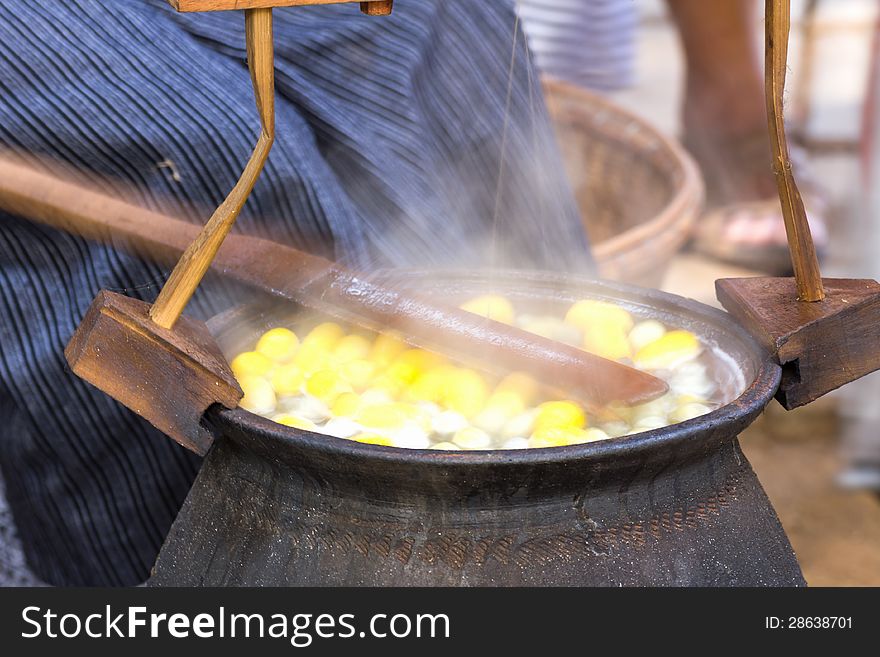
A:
0,0,592,585
517,0,638,91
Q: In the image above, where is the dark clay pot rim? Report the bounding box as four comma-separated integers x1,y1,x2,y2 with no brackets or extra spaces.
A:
208,270,782,469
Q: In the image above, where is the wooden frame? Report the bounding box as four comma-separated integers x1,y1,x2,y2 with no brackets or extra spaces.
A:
168,0,383,11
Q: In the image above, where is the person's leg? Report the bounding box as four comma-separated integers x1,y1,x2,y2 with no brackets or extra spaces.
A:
668,0,767,147
666,0,828,271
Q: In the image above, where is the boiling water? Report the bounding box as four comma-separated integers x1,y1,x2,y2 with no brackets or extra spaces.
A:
222,293,745,451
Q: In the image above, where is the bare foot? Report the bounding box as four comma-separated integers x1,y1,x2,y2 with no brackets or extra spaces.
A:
682,89,829,272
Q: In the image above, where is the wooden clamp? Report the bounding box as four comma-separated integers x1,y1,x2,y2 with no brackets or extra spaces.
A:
151,8,275,329
716,0,880,409
717,277,880,409
67,6,279,453
68,0,392,452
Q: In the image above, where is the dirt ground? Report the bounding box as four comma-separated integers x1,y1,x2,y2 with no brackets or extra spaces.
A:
741,398,880,586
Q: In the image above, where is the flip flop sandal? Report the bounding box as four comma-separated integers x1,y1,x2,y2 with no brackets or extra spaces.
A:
683,131,830,274
692,196,829,275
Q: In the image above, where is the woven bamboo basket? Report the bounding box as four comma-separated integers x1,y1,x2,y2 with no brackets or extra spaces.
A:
544,79,704,286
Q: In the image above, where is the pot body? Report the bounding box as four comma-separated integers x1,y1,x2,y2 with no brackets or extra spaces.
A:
149,272,803,586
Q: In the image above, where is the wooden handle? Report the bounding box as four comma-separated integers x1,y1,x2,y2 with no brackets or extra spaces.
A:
149,7,276,328
765,0,825,302
0,154,340,295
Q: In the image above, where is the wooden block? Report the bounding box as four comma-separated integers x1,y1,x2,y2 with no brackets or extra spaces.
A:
65,291,242,455
716,276,880,409
360,1,393,15
168,0,384,11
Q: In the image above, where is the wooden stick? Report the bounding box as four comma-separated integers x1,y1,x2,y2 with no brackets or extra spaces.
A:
150,8,275,328
765,0,825,301
169,0,385,11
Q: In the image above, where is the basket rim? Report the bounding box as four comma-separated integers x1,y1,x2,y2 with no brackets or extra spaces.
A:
543,78,704,278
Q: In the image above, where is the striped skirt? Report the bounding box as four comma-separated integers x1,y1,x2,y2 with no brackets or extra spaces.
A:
517,0,638,91
0,0,592,585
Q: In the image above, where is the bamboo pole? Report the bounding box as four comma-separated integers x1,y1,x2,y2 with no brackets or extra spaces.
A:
765,0,825,301
150,8,275,328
